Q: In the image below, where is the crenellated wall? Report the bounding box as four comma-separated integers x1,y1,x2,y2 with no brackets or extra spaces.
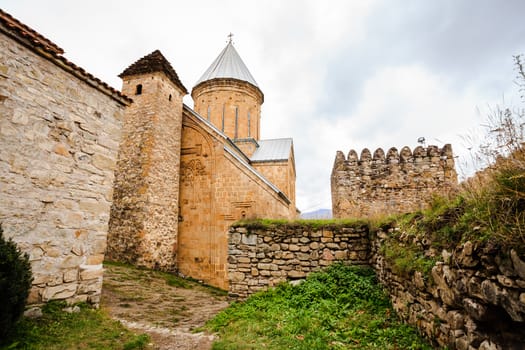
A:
331,144,458,218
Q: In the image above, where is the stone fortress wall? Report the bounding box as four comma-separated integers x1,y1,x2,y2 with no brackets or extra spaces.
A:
228,223,525,350
0,9,129,307
331,144,458,218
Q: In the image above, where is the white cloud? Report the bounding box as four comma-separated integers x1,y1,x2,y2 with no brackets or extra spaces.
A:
2,0,523,214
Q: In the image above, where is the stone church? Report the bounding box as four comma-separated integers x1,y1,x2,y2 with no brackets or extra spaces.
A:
107,40,297,289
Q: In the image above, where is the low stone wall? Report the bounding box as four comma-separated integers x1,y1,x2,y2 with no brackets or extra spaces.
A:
371,229,525,350
227,222,525,349
227,224,369,298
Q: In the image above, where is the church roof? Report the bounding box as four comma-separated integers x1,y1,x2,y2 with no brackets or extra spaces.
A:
119,50,188,94
194,41,259,88
251,138,293,162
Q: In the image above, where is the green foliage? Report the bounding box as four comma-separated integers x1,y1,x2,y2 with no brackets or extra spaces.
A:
0,225,33,339
381,242,437,279
460,54,525,246
233,218,369,231
0,301,150,350
123,334,150,350
206,264,432,349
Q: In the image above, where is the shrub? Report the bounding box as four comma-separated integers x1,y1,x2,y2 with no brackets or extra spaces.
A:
0,225,33,339
460,54,525,246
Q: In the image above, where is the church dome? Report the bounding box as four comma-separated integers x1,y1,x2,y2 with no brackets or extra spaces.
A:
194,40,259,88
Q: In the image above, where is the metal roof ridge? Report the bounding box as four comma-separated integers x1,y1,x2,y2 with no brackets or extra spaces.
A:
258,137,293,142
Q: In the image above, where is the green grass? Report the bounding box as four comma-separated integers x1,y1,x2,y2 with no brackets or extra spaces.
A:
0,301,150,350
104,259,192,289
233,218,369,232
205,264,433,350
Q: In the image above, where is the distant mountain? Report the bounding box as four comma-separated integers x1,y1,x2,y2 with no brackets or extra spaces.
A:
300,208,332,219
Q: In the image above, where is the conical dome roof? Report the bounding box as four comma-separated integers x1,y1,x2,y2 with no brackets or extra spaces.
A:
120,50,188,94
194,41,259,88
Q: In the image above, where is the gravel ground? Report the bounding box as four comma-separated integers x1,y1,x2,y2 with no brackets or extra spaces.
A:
101,264,230,350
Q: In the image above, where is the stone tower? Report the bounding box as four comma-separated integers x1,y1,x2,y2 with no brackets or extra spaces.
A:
107,50,188,271
191,39,264,156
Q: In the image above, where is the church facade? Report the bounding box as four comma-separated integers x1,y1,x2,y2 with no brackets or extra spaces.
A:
107,42,297,289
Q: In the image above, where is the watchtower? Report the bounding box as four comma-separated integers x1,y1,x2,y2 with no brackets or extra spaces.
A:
107,50,188,270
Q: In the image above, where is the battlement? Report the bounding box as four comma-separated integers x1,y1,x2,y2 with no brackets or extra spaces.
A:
331,144,457,218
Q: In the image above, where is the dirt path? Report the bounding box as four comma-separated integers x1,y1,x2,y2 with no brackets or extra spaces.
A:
101,263,230,350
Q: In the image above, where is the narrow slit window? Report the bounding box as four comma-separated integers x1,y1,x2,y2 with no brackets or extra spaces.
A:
247,112,251,138
207,106,211,121
234,107,239,139
169,94,172,101
221,104,225,132
135,84,142,95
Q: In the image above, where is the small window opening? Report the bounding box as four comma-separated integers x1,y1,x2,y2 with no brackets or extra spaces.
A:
135,84,142,95
169,94,172,101
241,211,247,219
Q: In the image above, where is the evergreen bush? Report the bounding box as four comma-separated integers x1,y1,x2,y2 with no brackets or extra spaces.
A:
0,225,33,339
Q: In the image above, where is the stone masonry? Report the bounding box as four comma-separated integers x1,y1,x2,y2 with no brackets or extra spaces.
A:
107,51,187,271
175,108,294,289
192,78,263,141
372,229,525,350
227,224,370,298
107,49,296,290
331,144,457,218
0,10,130,306
227,222,525,349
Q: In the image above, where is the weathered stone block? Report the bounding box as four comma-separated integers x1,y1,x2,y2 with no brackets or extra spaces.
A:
289,244,300,251
309,242,319,249
80,265,104,280
42,283,78,301
230,272,245,282
510,249,525,280
288,270,306,279
63,269,78,282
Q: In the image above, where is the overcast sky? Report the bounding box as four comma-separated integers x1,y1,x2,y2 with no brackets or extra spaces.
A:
3,0,525,213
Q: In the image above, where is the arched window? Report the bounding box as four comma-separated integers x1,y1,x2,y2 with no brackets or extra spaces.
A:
135,84,142,95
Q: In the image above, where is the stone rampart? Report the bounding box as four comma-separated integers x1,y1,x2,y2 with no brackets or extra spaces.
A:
227,222,525,349
227,224,369,298
0,24,128,306
331,144,457,218
371,229,525,350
